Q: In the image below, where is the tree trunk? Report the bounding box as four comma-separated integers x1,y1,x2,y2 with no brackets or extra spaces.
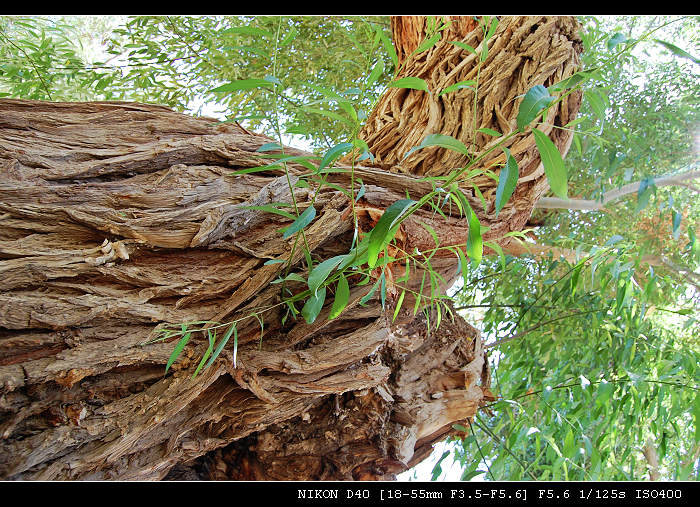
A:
0,16,582,480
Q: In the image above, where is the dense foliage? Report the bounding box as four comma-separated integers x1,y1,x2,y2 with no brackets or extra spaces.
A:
1,14,697,481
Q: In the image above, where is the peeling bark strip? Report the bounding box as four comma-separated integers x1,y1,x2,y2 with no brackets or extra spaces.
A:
0,16,581,480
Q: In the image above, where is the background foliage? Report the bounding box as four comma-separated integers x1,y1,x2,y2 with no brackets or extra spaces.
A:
1,14,697,481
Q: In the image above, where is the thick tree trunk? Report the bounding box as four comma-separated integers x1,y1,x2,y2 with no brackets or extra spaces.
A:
0,16,582,480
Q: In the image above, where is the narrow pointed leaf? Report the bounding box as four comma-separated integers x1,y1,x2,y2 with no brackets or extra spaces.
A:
367,199,415,268
318,142,354,171
301,287,326,324
494,147,519,216
388,77,430,93
476,127,502,137
210,79,275,93
607,32,627,52
517,85,555,131
466,204,482,266
367,59,385,87
377,26,398,69
308,254,347,295
282,205,316,239
533,129,568,199
449,41,477,54
672,210,682,240
653,39,700,65
329,275,350,319
413,32,441,55
438,80,476,97
360,276,381,305
165,331,191,374
221,26,273,38
585,88,609,121
392,290,406,322
404,133,468,159
193,329,216,378
205,323,237,370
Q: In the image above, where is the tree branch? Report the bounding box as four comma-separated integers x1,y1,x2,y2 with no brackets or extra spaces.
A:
642,437,661,481
535,166,700,211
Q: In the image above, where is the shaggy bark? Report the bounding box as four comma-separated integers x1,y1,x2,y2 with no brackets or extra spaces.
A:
0,16,582,480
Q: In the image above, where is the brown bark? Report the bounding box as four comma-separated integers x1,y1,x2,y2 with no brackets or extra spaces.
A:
0,16,582,480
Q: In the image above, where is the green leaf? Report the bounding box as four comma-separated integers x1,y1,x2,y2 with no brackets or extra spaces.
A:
404,133,469,159
485,240,506,270
205,324,237,370
280,26,298,46
462,470,486,481
607,32,627,52
413,32,441,55
453,246,469,283
303,107,355,127
301,287,326,324
476,127,501,137
209,79,274,93
654,39,700,65
355,181,366,202
533,129,568,199
672,210,682,240
282,205,316,239
484,16,499,41
466,204,483,266
308,254,347,295
256,142,283,153
449,41,477,54
367,199,416,268
271,272,306,284
221,26,273,38
193,329,216,378
318,142,354,171
635,177,654,213
360,276,381,305
438,80,476,97
377,25,398,69
542,434,563,458
517,85,555,131
596,380,614,406
367,59,385,87
329,275,350,319
548,69,596,93
388,76,430,94
693,391,700,443
585,89,609,121
392,290,406,322
494,147,519,216
165,330,191,374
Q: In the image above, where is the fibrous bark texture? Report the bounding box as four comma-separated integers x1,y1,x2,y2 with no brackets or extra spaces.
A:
353,16,582,245
0,15,581,481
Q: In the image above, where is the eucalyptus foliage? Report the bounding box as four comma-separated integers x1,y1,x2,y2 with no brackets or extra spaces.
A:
445,15,699,481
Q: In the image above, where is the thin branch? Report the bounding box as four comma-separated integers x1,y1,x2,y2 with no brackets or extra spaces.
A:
0,30,53,100
535,166,700,211
642,438,661,481
485,307,608,349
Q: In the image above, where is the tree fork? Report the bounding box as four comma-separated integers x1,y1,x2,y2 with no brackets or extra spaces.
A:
0,15,582,480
